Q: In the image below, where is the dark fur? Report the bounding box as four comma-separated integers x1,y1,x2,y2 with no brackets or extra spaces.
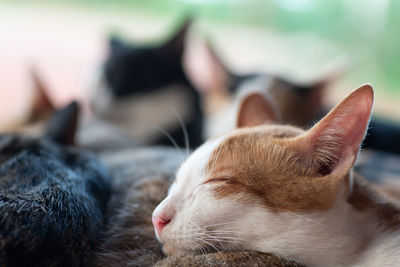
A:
103,18,204,148
0,103,111,266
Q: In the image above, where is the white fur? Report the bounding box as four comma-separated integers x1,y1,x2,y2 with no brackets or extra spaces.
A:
153,134,400,266
88,70,193,144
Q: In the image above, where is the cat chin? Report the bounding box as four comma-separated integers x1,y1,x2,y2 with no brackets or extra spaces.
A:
162,243,175,255
162,243,196,256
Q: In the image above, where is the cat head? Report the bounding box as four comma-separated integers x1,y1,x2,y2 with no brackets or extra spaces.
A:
152,84,373,256
183,37,346,139
88,18,201,146
101,17,191,97
2,100,79,147
0,100,110,208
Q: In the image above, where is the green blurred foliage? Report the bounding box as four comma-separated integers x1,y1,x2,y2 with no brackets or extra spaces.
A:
6,0,400,94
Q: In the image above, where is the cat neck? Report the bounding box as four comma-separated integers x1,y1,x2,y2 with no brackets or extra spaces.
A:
250,171,400,267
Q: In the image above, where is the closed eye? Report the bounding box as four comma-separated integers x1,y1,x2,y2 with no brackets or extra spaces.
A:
202,177,231,185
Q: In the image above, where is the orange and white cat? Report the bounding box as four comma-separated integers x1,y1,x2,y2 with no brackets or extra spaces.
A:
153,84,400,266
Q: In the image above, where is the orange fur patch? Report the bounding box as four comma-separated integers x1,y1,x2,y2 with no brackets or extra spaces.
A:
206,125,349,212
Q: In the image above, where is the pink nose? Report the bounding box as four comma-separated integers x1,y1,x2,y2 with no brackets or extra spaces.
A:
152,215,171,235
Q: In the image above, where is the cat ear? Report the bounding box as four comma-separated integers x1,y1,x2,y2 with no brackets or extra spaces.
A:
237,93,278,128
29,67,55,122
108,35,131,55
46,101,79,145
183,36,233,93
297,84,373,176
161,17,192,56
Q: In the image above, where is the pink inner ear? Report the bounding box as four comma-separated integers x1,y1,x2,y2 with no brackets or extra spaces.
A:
183,37,229,93
306,85,374,175
237,93,277,128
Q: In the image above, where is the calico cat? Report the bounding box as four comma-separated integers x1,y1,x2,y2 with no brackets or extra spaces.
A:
94,147,302,266
153,84,400,266
0,102,111,266
90,17,204,148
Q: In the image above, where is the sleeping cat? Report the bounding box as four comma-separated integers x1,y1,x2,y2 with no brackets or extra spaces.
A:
94,147,302,266
153,84,400,266
0,102,111,266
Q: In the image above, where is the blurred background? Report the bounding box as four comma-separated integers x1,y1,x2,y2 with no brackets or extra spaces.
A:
1,0,399,129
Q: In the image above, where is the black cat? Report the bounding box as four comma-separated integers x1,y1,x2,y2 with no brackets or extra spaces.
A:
0,102,110,266
100,17,203,149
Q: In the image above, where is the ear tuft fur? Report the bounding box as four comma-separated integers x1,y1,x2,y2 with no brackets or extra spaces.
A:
299,84,374,176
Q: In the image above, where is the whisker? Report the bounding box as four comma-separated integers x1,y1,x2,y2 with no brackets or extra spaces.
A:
152,124,185,162
195,237,223,259
207,230,238,233
171,106,190,157
199,233,225,249
213,237,246,242
201,233,246,243
287,211,323,226
213,142,224,165
202,221,237,228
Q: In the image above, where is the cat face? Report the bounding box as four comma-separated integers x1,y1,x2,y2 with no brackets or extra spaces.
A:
103,18,191,97
91,17,191,102
153,84,374,256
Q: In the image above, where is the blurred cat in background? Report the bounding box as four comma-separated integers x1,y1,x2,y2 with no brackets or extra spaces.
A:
89,17,204,148
183,35,400,184
183,36,338,139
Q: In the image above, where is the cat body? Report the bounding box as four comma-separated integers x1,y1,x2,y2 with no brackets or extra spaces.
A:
153,85,400,266
0,102,111,266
